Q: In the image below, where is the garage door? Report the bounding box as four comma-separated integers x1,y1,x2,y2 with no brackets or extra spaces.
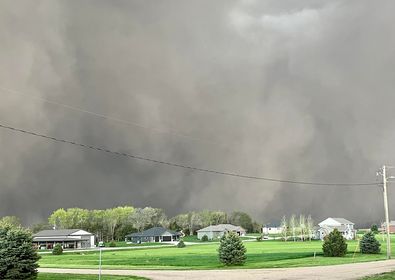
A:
162,236,172,242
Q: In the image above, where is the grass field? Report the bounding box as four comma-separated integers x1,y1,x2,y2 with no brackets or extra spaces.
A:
362,271,395,280
38,273,147,280
39,236,395,270
104,241,174,247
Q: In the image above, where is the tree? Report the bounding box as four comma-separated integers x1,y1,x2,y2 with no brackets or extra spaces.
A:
105,206,134,241
289,215,296,242
360,232,381,254
299,215,306,241
0,224,40,279
30,223,52,234
370,224,379,234
52,244,63,255
306,215,314,241
218,231,247,265
228,211,253,232
0,216,21,227
280,216,288,241
177,240,186,248
187,212,202,236
322,229,348,257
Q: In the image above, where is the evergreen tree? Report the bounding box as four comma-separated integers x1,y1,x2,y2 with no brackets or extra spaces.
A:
322,229,348,257
218,232,246,265
370,224,379,234
360,232,381,254
0,224,40,279
52,244,63,255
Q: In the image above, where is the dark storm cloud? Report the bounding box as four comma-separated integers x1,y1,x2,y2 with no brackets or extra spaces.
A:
0,0,395,225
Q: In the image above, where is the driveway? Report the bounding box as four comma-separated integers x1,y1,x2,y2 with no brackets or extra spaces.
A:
39,259,395,280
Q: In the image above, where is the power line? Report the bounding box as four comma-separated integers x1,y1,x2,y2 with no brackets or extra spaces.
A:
0,122,379,186
0,86,225,147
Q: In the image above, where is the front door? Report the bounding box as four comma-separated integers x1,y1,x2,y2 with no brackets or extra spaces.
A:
155,236,159,242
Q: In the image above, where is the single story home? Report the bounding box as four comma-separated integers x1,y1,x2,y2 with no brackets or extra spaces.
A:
380,221,395,233
125,227,181,243
33,229,95,250
262,224,282,235
316,217,356,240
197,224,246,240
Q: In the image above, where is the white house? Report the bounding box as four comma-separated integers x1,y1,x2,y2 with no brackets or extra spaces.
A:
262,224,283,235
316,218,356,240
33,229,96,249
197,224,246,240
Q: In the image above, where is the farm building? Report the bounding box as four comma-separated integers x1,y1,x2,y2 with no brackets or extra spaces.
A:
262,224,282,235
33,229,95,250
197,224,246,240
125,227,181,243
380,221,395,233
316,217,356,240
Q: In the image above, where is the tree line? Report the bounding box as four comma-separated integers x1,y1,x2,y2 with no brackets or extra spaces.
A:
1,207,262,242
279,214,315,241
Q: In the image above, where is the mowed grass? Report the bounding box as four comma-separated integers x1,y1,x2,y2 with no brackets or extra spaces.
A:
39,236,395,270
362,271,395,280
38,273,147,280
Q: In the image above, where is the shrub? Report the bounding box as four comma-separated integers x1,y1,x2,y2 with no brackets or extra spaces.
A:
218,231,246,265
322,229,348,257
360,232,381,254
256,236,262,242
52,244,63,255
201,235,209,242
109,241,117,247
177,240,186,248
0,224,40,279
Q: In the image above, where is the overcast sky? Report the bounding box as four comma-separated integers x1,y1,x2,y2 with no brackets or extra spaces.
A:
1,0,395,225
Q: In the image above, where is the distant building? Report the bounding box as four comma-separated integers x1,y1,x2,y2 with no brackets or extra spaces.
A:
262,224,282,235
380,221,395,233
316,218,356,240
33,229,95,250
197,224,246,240
125,227,181,243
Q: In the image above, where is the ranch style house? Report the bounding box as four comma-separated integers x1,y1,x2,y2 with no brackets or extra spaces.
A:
125,227,181,243
197,224,246,240
33,229,95,249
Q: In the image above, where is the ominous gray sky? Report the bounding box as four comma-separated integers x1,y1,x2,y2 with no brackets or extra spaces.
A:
1,0,395,225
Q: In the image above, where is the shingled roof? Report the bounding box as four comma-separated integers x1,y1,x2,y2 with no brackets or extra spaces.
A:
33,229,90,237
197,224,246,232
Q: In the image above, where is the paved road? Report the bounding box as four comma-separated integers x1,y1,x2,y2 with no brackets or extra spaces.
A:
39,259,395,280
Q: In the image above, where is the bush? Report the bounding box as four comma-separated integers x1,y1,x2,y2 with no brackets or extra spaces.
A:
322,229,348,257
360,232,381,254
218,231,246,265
256,236,262,242
109,241,117,247
177,240,186,248
0,224,40,279
52,244,63,255
201,235,209,242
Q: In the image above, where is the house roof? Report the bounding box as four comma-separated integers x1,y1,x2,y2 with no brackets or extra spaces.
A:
126,227,179,238
33,229,92,237
197,224,246,232
331,218,354,225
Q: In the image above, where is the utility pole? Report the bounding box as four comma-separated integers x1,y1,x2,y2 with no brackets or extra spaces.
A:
379,165,391,259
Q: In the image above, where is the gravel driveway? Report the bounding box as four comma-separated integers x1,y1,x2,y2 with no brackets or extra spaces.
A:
39,259,395,280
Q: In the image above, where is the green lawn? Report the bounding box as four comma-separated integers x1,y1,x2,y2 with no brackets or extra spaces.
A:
38,273,147,280
104,241,174,247
39,237,395,270
362,271,395,280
